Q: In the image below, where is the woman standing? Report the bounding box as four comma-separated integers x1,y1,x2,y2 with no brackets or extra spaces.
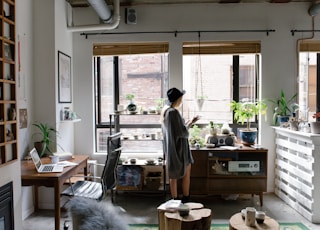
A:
161,87,199,203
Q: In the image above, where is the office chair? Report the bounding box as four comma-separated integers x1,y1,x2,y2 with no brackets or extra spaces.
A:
61,132,122,202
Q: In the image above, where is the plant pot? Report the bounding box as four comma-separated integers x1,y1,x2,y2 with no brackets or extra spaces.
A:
196,99,205,111
210,127,218,136
239,129,257,146
277,115,290,126
34,142,45,157
310,122,320,134
127,101,137,112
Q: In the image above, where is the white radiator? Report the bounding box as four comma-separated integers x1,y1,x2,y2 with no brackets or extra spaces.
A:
273,127,320,223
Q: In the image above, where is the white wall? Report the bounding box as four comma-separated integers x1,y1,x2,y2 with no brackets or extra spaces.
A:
17,0,74,219
14,0,320,222
72,2,318,193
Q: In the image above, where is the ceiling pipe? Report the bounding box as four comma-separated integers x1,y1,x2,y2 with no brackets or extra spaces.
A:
87,0,112,22
67,0,120,32
309,0,320,16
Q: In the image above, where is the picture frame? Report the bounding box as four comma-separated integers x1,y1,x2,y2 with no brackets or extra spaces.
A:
58,51,72,103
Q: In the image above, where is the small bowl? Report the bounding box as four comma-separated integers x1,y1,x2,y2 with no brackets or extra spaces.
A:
178,204,190,217
130,158,137,164
256,211,265,224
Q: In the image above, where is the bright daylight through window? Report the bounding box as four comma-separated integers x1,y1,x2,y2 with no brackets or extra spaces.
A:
94,42,261,153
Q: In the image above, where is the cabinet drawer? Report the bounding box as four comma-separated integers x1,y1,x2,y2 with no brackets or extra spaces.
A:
207,178,266,192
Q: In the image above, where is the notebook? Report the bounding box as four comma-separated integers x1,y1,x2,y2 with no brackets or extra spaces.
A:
30,148,64,173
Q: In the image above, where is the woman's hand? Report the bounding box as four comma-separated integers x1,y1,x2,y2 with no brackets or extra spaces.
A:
186,115,200,128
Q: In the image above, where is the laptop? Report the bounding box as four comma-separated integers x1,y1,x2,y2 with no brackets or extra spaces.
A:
30,148,64,173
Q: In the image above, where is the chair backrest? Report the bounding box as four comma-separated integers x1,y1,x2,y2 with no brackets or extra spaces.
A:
101,132,122,190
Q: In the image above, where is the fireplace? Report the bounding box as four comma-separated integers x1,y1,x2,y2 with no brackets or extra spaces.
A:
0,182,14,230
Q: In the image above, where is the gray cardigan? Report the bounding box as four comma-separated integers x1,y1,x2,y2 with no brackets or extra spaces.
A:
162,107,194,179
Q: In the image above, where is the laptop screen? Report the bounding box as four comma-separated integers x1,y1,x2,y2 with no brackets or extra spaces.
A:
30,148,42,170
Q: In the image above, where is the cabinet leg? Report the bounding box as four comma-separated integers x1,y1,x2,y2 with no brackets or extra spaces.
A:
259,193,263,206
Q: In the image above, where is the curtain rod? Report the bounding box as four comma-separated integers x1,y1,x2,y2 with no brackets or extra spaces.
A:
80,29,276,38
291,29,320,36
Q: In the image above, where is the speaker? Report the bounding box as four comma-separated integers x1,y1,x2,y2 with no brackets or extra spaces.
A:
125,8,137,25
207,135,235,147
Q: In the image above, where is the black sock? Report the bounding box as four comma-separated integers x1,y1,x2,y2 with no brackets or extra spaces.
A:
182,195,190,203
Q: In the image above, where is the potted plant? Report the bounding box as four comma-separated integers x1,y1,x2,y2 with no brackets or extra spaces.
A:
196,95,207,111
208,121,221,136
155,98,166,114
230,99,268,145
269,89,298,126
126,94,137,112
189,125,205,147
32,121,58,157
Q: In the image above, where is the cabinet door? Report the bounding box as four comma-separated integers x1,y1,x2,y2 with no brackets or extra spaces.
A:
191,150,207,177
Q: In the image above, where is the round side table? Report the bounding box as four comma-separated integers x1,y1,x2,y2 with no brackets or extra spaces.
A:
229,213,280,230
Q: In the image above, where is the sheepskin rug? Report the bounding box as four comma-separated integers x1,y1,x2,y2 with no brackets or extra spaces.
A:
67,197,130,230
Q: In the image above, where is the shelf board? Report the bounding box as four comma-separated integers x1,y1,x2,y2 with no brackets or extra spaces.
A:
60,118,81,123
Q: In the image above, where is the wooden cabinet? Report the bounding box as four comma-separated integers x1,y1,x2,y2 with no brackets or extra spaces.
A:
190,147,268,205
0,0,17,167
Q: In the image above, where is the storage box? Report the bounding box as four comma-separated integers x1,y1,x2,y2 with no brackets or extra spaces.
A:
116,165,144,191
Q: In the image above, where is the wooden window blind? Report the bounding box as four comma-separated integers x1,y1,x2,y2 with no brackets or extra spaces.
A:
93,41,261,56
300,40,320,52
183,41,261,55
93,42,169,56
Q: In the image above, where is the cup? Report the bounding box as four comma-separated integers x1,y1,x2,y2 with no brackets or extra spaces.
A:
151,133,156,140
245,207,256,227
117,104,125,112
255,211,266,224
51,155,59,164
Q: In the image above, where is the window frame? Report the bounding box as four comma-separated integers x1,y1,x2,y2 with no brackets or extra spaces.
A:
94,42,260,152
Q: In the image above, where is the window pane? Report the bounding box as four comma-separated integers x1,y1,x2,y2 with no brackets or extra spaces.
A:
99,56,114,122
96,53,169,153
239,55,257,101
118,53,169,111
299,52,317,121
183,54,233,124
183,54,258,125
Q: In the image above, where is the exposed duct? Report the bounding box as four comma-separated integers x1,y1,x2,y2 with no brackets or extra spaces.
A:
67,0,120,32
309,0,320,16
87,0,112,22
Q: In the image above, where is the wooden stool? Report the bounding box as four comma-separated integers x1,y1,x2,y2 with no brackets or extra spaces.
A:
229,213,279,230
158,202,212,230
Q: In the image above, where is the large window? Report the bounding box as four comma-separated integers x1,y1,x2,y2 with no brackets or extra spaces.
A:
94,41,261,153
298,40,320,122
182,41,260,126
94,43,169,153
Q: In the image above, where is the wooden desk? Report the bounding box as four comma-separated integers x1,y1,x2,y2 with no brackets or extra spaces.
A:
21,155,88,230
229,213,279,230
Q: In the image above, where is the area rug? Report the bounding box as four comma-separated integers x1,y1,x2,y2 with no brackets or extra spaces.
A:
129,223,309,230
